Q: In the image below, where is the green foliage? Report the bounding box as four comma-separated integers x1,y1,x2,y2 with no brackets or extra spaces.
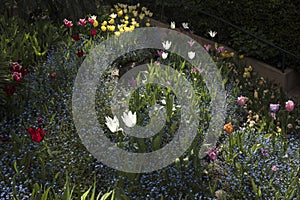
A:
2,0,104,23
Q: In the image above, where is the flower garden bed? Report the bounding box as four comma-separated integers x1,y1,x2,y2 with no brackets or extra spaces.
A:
0,3,299,200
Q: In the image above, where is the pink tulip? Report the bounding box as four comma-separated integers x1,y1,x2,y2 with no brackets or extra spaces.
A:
285,100,295,112
237,96,247,106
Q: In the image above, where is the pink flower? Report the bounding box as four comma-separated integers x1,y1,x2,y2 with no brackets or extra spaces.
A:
204,44,211,51
187,40,195,47
78,18,87,26
51,72,56,79
271,165,278,171
88,18,94,24
216,46,225,53
154,61,160,65
12,72,22,82
285,100,295,112
63,19,73,28
208,148,218,160
10,62,22,72
157,50,163,57
237,96,247,106
191,67,203,73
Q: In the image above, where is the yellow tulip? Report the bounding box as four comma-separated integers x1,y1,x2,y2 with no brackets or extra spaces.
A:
239,55,244,59
93,20,99,27
101,25,107,32
114,31,121,36
124,15,129,20
102,21,107,26
108,18,114,24
107,25,115,32
254,90,258,99
135,23,139,28
118,10,123,17
146,22,151,27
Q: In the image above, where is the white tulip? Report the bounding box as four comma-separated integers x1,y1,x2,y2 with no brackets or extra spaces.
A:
162,52,168,59
188,51,195,59
208,30,217,38
170,21,175,29
162,40,172,50
109,13,117,19
105,116,122,133
182,22,189,29
122,111,137,127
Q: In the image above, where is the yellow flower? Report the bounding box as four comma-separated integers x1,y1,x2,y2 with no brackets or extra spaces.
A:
131,18,136,22
102,21,107,26
229,52,234,57
135,23,139,28
142,7,147,12
243,72,251,78
146,22,151,27
101,25,107,32
129,25,135,31
119,28,124,33
118,10,123,17
123,8,128,14
124,15,129,20
93,20,99,27
108,18,115,24
254,90,258,99
139,13,145,20
124,26,131,32
107,25,115,32
124,20,129,25
131,21,137,25
114,31,121,36
132,11,138,17
239,55,244,59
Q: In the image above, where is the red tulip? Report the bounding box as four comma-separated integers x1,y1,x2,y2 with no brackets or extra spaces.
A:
12,72,22,82
77,49,84,57
4,85,16,96
51,72,56,79
72,33,80,41
63,19,73,28
91,29,97,36
26,127,47,143
10,62,22,72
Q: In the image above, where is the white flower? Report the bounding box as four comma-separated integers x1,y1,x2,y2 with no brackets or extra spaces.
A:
91,15,97,20
170,21,175,29
105,116,122,133
162,52,168,59
208,30,217,38
162,40,172,50
111,68,119,76
182,22,189,29
109,13,117,19
188,51,195,59
122,111,137,127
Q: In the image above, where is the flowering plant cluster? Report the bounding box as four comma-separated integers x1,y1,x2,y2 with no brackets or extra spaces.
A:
62,3,153,58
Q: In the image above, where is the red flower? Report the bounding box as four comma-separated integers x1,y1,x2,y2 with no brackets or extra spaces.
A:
21,68,28,76
72,33,80,41
63,19,73,28
10,62,22,72
77,49,84,57
4,85,16,96
91,29,97,36
12,72,22,82
51,72,56,79
78,18,87,26
26,127,47,143
88,18,94,24
38,117,43,123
